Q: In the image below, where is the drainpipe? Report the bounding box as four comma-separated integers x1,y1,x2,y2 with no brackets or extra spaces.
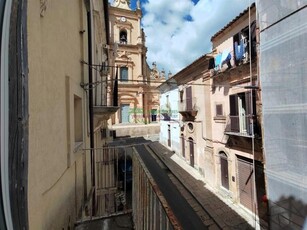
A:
85,1,96,215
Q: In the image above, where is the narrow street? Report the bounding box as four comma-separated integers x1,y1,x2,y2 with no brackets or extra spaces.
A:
112,136,254,230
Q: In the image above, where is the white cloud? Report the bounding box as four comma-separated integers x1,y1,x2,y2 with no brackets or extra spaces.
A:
142,0,255,74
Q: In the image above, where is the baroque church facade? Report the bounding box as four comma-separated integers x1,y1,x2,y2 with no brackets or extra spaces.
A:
108,0,165,126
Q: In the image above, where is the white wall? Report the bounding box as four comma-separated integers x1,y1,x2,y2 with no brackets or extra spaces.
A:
159,88,180,153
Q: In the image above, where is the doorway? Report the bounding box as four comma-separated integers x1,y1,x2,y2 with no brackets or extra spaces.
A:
151,109,157,122
220,152,229,190
188,138,194,167
181,134,185,158
120,104,130,123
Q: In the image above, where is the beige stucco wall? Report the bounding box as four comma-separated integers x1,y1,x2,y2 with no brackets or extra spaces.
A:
177,75,215,185
210,6,261,204
26,0,105,228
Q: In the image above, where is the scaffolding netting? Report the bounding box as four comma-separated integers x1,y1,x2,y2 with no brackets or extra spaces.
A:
257,1,307,229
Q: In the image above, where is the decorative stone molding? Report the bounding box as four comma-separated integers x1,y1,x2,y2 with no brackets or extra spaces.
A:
112,0,131,10
40,0,48,17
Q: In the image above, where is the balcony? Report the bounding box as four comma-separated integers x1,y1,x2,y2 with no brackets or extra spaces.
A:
225,115,260,137
93,80,119,122
179,97,198,121
93,106,119,121
76,145,180,229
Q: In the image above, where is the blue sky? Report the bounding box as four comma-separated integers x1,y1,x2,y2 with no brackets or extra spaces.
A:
109,0,254,74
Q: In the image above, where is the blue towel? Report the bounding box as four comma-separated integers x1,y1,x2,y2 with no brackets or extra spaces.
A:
235,40,244,61
215,54,222,70
221,49,231,63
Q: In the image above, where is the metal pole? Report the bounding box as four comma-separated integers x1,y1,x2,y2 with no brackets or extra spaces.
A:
249,1,259,228
87,7,96,216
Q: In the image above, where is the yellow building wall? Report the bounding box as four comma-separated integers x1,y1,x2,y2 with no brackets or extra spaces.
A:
27,1,92,229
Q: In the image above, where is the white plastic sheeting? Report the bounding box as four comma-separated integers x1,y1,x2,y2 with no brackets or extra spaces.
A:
258,1,307,229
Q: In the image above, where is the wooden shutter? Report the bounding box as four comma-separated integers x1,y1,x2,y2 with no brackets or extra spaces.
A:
245,91,256,134
229,95,239,132
186,86,192,111
245,92,251,134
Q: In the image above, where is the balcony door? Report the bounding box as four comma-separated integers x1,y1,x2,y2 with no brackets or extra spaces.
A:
151,109,157,122
186,86,192,111
188,138,194,167
238,93,247,133
181,134,185,158
229,92,254,134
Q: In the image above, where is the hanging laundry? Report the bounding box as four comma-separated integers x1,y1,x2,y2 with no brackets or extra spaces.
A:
214,53,222,70
221,49,232,69
235,40,244,61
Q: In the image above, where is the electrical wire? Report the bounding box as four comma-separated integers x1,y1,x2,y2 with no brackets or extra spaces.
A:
81,59,259,90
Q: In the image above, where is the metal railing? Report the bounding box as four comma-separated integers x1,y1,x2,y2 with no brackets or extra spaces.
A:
78,145,181,229
133,150,182,230
93,75,108,107
94,146,132,216
178,97,197,112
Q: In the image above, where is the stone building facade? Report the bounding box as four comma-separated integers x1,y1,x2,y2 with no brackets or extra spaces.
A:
108,0,164,128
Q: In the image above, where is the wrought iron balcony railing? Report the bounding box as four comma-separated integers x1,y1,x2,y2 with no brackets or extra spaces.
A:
225,115,260,137
92,79,119,121
178,97,198,121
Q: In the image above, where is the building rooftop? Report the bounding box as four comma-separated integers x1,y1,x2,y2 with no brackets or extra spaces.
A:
211,3,256,41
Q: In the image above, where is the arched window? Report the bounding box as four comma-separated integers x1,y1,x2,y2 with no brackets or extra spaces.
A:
220,152,229,190
120,30,127,44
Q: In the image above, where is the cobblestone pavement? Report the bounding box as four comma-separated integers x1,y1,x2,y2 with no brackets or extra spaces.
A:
148,142,255,230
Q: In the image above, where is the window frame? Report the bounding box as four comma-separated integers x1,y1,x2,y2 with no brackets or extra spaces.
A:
120,66,128,82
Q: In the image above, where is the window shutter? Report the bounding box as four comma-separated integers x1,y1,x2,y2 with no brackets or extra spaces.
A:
229,94,238,116
186,86,192,111
229,94,239,132
245,91,252,116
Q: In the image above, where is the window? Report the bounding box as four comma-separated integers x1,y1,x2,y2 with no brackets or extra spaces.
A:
180,90,184,102
216,104,223,116
74,95,83,144
187,122,194,131
120,67,128,82
233,20,257,65
229,91,256,135
120,30,127,44
186,86,192,111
